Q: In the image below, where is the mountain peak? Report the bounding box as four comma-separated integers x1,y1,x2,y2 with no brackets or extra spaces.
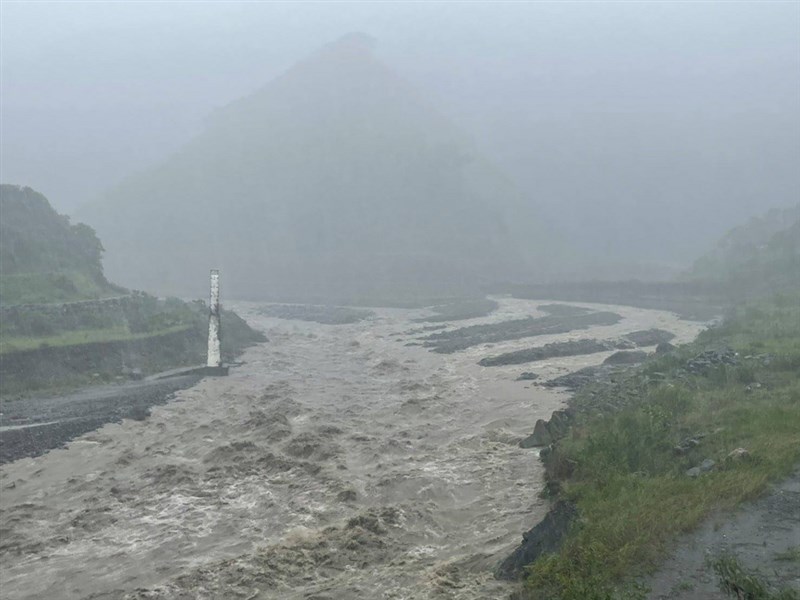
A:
325,32,377,53
306,32,378,67
83,34,531,301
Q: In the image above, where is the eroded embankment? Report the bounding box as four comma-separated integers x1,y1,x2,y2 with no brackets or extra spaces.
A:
0,298,264,398
0,298,703,600
0,327,200,394
501,299,800,599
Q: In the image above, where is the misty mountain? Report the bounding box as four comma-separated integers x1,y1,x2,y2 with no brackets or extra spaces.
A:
686,203,800,293
80,34,543,302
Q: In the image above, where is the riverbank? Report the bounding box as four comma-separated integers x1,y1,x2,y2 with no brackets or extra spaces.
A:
0,298,264,398
644,468,800,599
0,298,702,599
506,295,800,599
0,372,203,464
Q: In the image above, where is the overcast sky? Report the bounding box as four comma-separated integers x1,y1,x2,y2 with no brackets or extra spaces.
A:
2,1,798,265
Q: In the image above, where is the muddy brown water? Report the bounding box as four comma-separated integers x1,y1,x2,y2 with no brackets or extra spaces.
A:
0,298,705,599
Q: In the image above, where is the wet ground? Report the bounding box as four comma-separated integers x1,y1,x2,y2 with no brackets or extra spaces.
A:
645,470,800,599
0,298,704,600
0,374,202,464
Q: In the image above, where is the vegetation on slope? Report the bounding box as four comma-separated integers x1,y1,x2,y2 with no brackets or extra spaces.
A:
1,295,260,357
0,185,265,395
522,295,800,599
0,299,264,397
687,204,800,294
502,203,799,321
0,184,122,304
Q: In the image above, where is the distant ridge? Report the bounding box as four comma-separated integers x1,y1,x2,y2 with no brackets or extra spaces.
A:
80,34,538,302
686,203,800,293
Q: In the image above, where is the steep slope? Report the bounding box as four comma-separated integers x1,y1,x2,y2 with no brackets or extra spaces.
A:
80,34,534,302
0,185,264,395
686,203,800,293
0,184,119,304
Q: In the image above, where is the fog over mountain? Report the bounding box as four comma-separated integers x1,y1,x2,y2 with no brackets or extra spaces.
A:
687,203,800,292
79,34,541,301
3,2,799,290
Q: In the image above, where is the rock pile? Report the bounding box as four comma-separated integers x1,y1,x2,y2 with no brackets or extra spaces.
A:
686,458,716,478
685,347,738,374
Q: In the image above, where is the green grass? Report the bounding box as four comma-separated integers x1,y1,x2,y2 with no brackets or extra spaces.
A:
0,324,192,354
775,547,800,563
0,270,119,305
524,295,800,599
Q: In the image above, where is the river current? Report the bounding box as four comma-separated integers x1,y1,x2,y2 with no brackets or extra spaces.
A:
0,298,704,599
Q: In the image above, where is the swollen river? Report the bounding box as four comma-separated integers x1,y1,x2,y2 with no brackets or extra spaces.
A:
0,298,704,599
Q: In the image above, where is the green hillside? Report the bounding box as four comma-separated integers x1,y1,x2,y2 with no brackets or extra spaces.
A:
0,185,264,396
687,204,799,293
0,184,122,305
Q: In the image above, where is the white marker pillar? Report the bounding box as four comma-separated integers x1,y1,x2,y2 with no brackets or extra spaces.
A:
207,269,222,368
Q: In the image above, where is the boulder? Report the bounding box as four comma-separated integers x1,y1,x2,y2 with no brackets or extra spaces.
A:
547,409,574,438
674,435,703,455
496,501,578,580
520,409,575,449
543,365,608,390
686,347,738,374
517,372,539,381
726,448,750,463
520,419,552,448
687,458,715,477
700,458,716,472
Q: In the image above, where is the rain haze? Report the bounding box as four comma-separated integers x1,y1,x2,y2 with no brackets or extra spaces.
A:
4,2,799,283
1,2,799,600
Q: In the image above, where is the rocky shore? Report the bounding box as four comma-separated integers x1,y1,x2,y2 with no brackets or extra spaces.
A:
497,298,800,599
498,343,741,579
0,374,201,464
422,309,622,353
478,328,674,367
479,338,630,367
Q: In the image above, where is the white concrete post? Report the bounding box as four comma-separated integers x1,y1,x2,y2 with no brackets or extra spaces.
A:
207,269,222,368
